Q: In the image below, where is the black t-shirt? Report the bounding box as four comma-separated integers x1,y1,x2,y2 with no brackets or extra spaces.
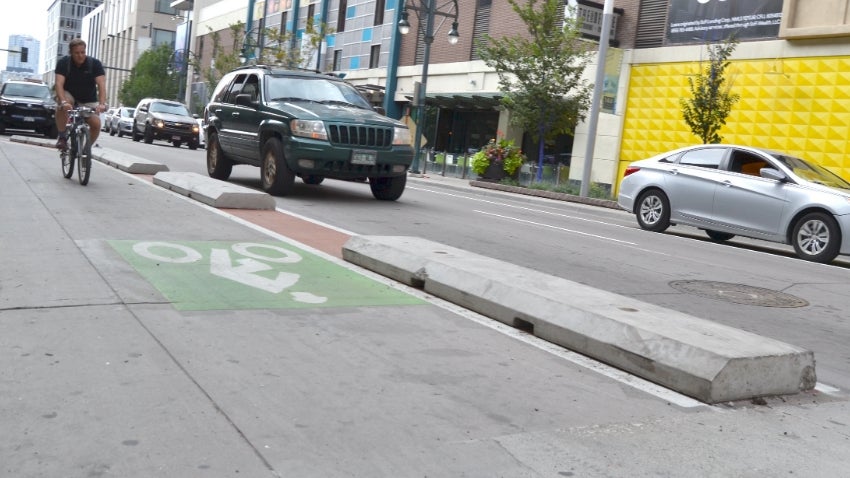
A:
55,55,105,103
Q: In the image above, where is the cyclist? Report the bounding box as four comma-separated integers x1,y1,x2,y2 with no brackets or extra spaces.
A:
54,38,107,151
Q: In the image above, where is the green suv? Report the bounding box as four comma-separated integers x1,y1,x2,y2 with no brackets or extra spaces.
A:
204,65,413,200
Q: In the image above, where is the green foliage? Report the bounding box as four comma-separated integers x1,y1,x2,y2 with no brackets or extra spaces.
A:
471,138,528,175
118,44,179,107
680,36,741,144
118,20,334,110
258,16,334,70
476,0,593,151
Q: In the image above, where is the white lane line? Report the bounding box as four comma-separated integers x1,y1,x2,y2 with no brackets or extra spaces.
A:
408,185,634,228
476,209,638,245
815,382,842,395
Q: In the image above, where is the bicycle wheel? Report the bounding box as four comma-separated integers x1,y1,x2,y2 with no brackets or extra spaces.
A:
77,126,91,185
61,147,74,178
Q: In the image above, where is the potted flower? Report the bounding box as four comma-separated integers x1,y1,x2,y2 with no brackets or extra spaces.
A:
471,137,526,181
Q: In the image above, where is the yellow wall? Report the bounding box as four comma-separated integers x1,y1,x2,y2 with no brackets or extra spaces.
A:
616,56,850,194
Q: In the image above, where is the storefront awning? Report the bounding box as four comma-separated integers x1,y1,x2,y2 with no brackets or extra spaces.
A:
403,92,503,110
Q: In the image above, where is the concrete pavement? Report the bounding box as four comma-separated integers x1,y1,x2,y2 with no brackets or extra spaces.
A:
3,134,847,477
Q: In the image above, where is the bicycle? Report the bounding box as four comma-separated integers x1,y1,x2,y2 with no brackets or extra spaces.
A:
60,105,95,185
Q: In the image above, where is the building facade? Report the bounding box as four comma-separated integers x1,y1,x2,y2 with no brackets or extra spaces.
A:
1,35,41,83
90,0,850,193
44,0,104,83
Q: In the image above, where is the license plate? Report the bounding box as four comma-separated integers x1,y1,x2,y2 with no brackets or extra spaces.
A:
351,150,377,165
172,135,181,141
24,117,35,122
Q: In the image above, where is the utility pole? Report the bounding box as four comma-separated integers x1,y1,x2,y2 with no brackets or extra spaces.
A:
580,0,614,197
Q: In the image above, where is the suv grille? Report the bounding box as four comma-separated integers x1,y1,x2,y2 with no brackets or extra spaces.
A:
327,124,393,148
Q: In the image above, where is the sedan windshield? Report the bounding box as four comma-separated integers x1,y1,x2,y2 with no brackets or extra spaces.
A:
773,154,850,190
265,76,371,109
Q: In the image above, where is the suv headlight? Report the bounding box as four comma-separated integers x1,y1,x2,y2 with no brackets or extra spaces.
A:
393,127,412,146
291,119,328,141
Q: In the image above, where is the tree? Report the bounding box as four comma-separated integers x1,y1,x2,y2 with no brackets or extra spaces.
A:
258,16,334,70
118,44,179,107
680,36,740,144
477,0,593,181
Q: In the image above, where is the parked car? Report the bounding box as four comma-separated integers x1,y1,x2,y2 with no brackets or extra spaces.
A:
0,79,57,137
131,98,200,149
617,144,850,263
204,65,413,200
101,107,117,131
109,106,135,137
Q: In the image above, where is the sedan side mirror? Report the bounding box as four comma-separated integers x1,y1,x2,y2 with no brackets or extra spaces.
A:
760,168,788,182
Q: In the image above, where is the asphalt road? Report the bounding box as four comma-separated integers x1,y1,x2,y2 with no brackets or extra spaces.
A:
97,133,850,394
3,131,846,476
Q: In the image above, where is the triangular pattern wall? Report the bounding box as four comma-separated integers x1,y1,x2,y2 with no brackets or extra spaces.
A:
618,56,850,190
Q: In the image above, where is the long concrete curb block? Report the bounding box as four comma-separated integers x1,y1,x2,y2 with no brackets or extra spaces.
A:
342,235,817,404
153,171,275,210
96,149,169,174
8,137,170,174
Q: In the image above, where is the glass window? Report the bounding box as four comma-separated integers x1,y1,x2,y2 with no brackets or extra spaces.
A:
155,0,178,15
369,45,380,68
374,0,386,25
678,147,726,168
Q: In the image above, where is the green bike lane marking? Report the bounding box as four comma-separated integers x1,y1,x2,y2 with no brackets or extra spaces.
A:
109,240,424,311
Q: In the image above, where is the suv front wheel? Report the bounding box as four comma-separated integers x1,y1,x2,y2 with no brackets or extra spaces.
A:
369,175,407,201
261,137,295,196
206,131,233,180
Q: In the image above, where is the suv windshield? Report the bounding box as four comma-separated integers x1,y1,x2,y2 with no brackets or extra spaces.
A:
150,102,190,116
265,76,371,109
3,83,51,99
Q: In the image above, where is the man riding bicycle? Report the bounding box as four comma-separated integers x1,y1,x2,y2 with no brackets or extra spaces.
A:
54,38,107,151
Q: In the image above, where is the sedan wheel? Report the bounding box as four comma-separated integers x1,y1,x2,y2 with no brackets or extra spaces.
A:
792,212,841,263
635,189,670,232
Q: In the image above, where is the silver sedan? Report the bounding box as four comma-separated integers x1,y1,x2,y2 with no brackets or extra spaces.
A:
109,107,136,137
617,144,850,263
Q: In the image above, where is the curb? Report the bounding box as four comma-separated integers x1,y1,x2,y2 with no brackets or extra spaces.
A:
342,235,817,404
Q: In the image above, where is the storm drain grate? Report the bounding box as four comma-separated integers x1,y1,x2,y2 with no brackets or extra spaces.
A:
669,280,809,308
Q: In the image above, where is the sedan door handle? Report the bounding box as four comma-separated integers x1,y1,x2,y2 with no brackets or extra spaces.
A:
721,180,732,187
231,112,240,117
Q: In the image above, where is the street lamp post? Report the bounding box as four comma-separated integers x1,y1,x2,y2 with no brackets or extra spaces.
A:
168,49,201,105
398,0,459,175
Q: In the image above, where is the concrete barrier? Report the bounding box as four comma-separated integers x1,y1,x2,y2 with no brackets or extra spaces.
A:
342,235,817,404
96,149,169,174
153,171,275,210
9,136,168,174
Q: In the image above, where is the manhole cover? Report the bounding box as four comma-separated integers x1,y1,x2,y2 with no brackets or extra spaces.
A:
668,280,808,308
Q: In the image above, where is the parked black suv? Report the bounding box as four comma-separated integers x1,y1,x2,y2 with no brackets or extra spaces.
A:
204,65,413,200
131,98,200,149
0,79,57,137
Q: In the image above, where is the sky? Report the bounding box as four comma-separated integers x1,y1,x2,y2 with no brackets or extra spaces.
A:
0,0,51,69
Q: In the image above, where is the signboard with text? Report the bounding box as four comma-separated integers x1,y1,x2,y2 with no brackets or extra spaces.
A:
667,0,783,44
